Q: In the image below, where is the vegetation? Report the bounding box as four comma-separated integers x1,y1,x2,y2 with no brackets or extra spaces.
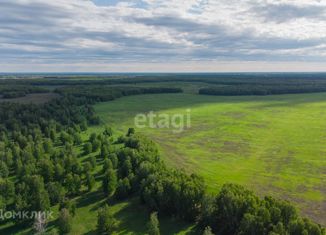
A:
0,85,48,99
199,84,326,96
56,85,182,102
97,205,117,235
0,75,325,234
147,212,160,235
94,93,326,225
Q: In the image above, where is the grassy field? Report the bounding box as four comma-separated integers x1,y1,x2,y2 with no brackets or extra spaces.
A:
94,93,326,225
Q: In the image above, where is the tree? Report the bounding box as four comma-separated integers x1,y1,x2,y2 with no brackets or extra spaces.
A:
127,128,135,136
43,139,53,154
103,126,113,137
33,211,47,235
147,212,160,235
97,205,117,235
60,131,73,145
58,208,72,234
83,142,92,155
65,173,82,196
27,175,50,212
86,172,96,192
0,178,15,201
120,158,132,178
0,161,9,178
92,139,101,152
49,128,56,142
89,133,97,143
100,145,109,158
54,163,64,182
89,156,97,169
38,159,54,183
73,132,82,145
59,199,76,217
102,158,113,173
103,169,117,197
47,182,65,205
203,226,214,235
115,178,131,200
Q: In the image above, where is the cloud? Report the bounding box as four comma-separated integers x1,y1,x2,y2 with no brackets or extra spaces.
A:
252,3,326,23
0,0,325,72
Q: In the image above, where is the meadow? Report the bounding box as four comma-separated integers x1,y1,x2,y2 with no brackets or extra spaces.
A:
0,75,325,234
94,92,326,225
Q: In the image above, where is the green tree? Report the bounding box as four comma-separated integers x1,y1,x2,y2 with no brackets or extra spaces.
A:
102,169,117,197
147,212,160,235
84,142,92,155
47,182,65,205
127,128,135,136
115,178,131,200
59,199,76,217
65,174,82,196
97,205,117,235
58,208,72,234
203,226,214,235
26,175,50,212
86,172,96,192
103,126,113,137
0,161,9,178
92,139,101,152
89,156,97,169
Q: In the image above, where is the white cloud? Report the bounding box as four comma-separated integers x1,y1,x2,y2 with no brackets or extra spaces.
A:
0,0,325,72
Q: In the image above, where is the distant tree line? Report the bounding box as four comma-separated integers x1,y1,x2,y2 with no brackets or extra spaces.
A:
55,86,182,102
199,84,326,96
0,85,49,99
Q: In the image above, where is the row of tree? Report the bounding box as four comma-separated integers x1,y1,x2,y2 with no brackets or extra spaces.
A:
98,130,325,234
0,85,48,99
199,84,326,96
56,85,183,103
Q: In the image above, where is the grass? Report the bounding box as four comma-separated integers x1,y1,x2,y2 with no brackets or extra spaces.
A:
93,93,326,225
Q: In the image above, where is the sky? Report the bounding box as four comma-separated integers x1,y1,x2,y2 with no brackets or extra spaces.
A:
0,0,326,72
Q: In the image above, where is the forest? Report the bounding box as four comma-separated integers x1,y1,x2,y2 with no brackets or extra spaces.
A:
0,75,325,234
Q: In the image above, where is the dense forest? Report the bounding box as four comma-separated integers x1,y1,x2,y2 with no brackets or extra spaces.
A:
198,84,326,96
56,86,182,102
0,85,48,98
3,73,326,97
0,80,325,234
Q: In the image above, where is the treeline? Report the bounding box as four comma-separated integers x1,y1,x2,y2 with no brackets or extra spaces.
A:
199,84,326,96
3,73,326,87
98,131,206,222
0,96,99,133
4,73,326,97
110,131,325,235
0,85,48,99
0,94,102,232
198,184,324,235
56,86,182,102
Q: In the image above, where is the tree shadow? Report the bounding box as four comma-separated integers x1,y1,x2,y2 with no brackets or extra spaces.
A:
76,190,105,210
114,197,196,235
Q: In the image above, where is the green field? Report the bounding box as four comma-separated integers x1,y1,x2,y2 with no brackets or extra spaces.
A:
94,93,326,225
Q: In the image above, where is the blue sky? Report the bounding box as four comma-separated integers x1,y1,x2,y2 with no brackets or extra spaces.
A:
92,0,129,6
0,0,326,72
